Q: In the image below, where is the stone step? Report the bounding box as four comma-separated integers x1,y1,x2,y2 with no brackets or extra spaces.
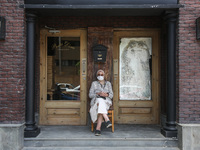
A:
23,146,180,150
24,137,178,148
23,125,180,150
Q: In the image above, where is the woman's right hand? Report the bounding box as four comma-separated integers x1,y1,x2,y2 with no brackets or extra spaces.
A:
96,92,101,96
98,92,108,97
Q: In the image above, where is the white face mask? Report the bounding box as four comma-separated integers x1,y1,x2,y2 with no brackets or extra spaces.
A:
97,76,104,81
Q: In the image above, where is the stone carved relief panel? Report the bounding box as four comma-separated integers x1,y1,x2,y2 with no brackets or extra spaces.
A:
119,38,152,100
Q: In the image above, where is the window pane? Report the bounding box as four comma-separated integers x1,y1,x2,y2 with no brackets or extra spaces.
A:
119,38,152,100
47,37,80,101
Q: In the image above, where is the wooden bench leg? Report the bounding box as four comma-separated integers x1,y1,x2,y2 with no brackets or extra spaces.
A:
91,121,94,132
91,110,114,133
112,110,114,132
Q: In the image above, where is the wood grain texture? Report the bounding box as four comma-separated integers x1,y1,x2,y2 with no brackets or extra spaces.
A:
40,29,87,125
87,27,114,108
113,29,160,124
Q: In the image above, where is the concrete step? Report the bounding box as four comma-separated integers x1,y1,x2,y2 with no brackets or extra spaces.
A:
24,137,179,149
23,147,180,150
23,125,180,150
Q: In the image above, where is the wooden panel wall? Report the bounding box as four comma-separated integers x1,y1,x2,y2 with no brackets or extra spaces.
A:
87,27,113,104
47,56,54,90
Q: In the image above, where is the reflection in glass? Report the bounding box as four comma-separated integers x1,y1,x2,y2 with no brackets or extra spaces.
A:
119,38,152,100
47,37,80,100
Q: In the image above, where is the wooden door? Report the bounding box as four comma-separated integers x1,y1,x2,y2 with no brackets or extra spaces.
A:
40,29,87,125
113,29,160,124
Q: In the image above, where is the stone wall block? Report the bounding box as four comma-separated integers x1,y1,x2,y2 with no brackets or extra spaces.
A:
178,124,200,150
0,124,24,150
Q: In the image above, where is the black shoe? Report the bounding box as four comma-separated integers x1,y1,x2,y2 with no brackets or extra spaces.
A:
95,130,101,136
106,120,112,128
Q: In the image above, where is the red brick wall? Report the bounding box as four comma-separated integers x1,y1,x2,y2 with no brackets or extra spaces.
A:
178,0,200,123
0,0,26,123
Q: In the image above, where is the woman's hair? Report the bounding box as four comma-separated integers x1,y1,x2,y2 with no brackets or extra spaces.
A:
96,69,105,77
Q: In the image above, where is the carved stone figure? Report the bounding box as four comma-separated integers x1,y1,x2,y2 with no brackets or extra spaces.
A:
120,38,152,100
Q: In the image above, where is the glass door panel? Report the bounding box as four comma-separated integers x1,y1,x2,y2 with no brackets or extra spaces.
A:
40,29,87,125
47,37,80,101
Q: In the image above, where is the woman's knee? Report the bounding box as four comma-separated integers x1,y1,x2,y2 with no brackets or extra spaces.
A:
102,113,108,116
97,114,103,118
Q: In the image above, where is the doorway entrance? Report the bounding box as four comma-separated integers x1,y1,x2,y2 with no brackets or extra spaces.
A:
40,29,87,125
113,29,160,124
39,28,160,125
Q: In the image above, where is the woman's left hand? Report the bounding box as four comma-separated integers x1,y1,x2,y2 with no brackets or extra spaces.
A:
99,92,108,97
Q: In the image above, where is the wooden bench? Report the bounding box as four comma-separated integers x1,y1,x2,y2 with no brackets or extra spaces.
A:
91,107,114,132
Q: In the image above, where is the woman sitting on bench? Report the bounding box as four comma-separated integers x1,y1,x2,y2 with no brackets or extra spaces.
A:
89,69,113,136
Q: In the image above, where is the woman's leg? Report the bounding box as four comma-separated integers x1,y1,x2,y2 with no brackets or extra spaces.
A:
103,113,112,128
96,114,103,130
102,113,109,122
96,98,111,129
97,99,110,122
